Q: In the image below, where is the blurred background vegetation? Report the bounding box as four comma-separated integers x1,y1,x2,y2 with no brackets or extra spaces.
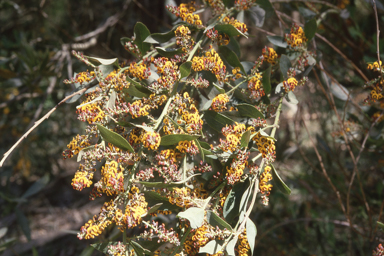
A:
0,0,383,255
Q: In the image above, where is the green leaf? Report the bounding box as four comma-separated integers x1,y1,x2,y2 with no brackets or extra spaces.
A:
298,7,316,20
79,246,95,256
246,218,257,255
120,37,132,47
237,10,245,23
237,103,265,119
223,0,235,7
199,240,224,254
227,37,241,57
257,0,274,17
97,64,115,80
279,54,291,79
195,139,205,162
91,242,119,254
271,164,291,195
215,24,247,38
180,61,192,79
138,174,201,188
267,36,287,48
377,221,384,230
96,124,134,153
156,47,184,58
223,179,250,223
177,207,205,228
219,46,245,74
226,237,238,256
286,91,299,104
130,240,151,256
198,140,211,149
128,123,154,133
204,110,235,132
134,22,151,55
21,174,49,199
262,66,271,94
0,227,7,239
240,130,251,148
146,203,163,215
248,5,265,27
144,28,176,44
124,77,152,98
86,56,118,66
160,134,200,146
15,208,31,241
304,18,317,41
143,191,180,211
206,210,232,231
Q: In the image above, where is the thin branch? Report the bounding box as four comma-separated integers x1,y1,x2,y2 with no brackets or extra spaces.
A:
0,85,93,167
270,0,339,9
372,0,382,78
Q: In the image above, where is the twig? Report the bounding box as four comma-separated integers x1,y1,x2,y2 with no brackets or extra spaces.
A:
372,0,382,78
0,85,93,167
132,0,172,29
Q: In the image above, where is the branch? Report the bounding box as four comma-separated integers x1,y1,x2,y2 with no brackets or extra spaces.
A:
0,85,92,167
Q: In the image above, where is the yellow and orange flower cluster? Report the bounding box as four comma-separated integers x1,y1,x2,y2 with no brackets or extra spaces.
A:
128,62,151,80
259,166,273,205
248,72,264,99
283,77,298,92
141,131,161,150
262,46,278,65
285,23,308,48
176,2,202,26
253,132,276,162
75,71,95,84
71,166,93,191
96,161,125,196
223,16,248,34
66,134,91,156
235,0,254,10
211,93,229,112
175,25,195,52
192,48,226,81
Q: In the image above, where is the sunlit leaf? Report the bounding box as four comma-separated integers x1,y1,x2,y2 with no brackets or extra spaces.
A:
96,124,134,152
86,56,118,66
226,237,238,256
206,210,233,231
271,164,291,195
199,240,224,254
180,61,192,79
144,28,176,44
134,22,151,55
246,218,257,255
156,47,184,57
215,24,247,38
177,207,205,228
240,130,251,148
160,134,200,146
275,82,284,94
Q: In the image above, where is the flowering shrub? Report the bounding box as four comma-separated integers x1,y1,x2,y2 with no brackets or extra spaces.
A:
3,0,384,255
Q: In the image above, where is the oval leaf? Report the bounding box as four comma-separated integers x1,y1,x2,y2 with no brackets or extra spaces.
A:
275,82,284,94
96,124,134,153
237,103,265,119
248,5,265,27
286,91,299,104
262,66,271,94
180,61,192,79
223,179,250,223
271,164,291,195
267,35,287,48
215,24,247,38
143,191,180,211
177,207,205,229
160,134,200,146
204,110,236,131
206,210,232,231
199,240,224,254
21,174,49,199
279,54,291,79
86,56,118,66
226,237,238,256
219,45,245,74
130,240,151,256
144,28,176,44
134,22,151,55
156,47,184,58
246,218,257,255
91,242,119,254
15,208,31,241
304,18,317,41
240,130,251,148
